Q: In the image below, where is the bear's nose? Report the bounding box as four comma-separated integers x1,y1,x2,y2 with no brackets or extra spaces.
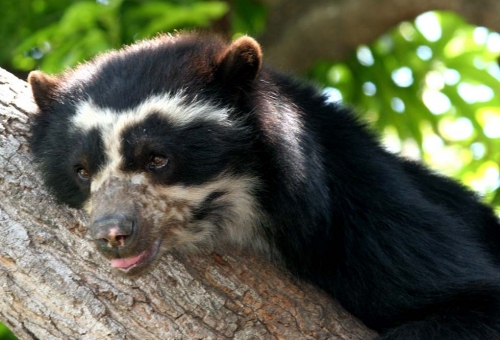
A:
91,216,135,249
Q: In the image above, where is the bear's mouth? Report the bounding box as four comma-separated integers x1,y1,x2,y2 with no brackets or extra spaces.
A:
110,239,162,274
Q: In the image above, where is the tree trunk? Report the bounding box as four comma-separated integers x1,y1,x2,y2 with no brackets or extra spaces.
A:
0,67,376,339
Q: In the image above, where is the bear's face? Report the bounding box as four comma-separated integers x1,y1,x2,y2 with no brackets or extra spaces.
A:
29,34,270,275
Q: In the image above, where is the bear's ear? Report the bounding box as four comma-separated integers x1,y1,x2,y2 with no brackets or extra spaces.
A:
28,71,60,110
217,36,262,86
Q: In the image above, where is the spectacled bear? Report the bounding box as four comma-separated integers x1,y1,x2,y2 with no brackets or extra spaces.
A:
28,33,500,339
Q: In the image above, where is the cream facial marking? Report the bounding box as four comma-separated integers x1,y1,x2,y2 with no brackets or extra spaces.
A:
71,93,232,132
70,93,234,192
89,171,271,257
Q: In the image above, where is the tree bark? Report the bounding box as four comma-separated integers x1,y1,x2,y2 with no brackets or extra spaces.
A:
0,68,376,339
259,0,500,73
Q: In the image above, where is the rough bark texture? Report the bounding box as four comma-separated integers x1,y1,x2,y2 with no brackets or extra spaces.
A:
0,67,377,339
259,0,500,73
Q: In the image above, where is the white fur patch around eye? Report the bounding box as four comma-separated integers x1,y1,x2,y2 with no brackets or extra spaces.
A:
71,92,232,133
70,93,234,192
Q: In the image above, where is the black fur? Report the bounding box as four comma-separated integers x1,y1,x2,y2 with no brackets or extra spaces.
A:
119,113,251,186
30,34,500,339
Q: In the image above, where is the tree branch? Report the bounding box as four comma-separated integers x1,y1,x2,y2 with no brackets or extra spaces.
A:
259,0,500,73
0,67,376,339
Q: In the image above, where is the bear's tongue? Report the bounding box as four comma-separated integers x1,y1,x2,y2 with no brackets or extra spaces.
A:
111,253,143,269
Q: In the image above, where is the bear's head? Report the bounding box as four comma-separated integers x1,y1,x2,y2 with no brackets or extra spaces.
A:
28,34,270,275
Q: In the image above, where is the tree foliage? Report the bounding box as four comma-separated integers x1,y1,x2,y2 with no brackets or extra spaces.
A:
311,11,500,206
1,0,230,73
0,323,16,340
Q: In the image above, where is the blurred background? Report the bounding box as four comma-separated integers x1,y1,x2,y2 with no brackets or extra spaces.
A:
1,1,499,338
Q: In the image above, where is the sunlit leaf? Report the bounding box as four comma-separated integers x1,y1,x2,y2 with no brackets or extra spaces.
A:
310,10,500,203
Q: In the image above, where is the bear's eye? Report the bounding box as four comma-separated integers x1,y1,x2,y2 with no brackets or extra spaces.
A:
147,154,168,171
77,167,90,181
